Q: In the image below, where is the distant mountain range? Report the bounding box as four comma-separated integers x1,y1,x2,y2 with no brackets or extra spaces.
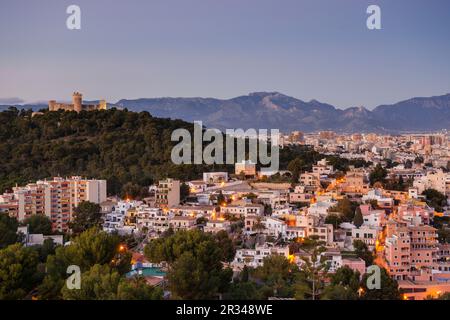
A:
116,92,450,133
3,92,450,133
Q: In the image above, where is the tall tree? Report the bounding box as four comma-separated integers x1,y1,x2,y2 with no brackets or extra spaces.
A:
0,213,19,249
23,214,52,235
217,191,226,206
215,230,236,263
322,266,360,300
325,213,343,229
287,157,305,183
369,164,387,186
331,198,357,222
253,255,298,298
0,244,42,299
422,189,447,212
61,264,121,300
180,183,190,202
360,267,400,300
69,201,102,234
38,228,129,299
353,207,364,228
353,239,374,266
144,229,233,299
117,276,163,300
294,246,328,300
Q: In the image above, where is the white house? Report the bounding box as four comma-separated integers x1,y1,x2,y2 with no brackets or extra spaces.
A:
204,220,231,233
232,244,290,269
17,225,64,247
263,217,287,238
136,206,172,233
351,226,377,249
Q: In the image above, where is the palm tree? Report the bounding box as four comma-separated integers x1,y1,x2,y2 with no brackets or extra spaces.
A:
295,246,329,300
253,216,266,244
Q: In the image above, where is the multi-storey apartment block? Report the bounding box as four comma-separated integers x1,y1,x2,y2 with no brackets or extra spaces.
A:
155,179,180,208
136,206,172,234
1,177,106,232
232,244,290,269
385,223,438,281
221,203,264,218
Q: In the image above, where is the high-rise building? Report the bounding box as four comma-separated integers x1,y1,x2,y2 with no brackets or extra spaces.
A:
385,223,438,281
2,176,107,232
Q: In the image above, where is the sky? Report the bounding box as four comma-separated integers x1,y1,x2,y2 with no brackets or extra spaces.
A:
0,0,450,109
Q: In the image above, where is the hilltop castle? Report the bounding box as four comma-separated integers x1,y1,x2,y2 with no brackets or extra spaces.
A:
49,92,107,112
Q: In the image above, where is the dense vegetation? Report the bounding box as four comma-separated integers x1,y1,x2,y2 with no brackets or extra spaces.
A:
422,189,448,212
0,108,370,197
144,229,234,299
0,211,163,300
0,108,230,196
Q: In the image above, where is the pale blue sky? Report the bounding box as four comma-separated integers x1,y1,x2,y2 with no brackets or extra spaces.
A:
0,0,449,108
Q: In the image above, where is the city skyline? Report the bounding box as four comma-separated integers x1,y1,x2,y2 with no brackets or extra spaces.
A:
1,0,450,109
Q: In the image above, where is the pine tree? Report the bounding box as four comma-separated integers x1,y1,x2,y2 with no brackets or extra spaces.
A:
353,207,364,228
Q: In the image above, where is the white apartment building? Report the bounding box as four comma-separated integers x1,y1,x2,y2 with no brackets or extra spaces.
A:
307,200,336,217
285,226,306,240
171,205,217,219
17,225,64,247
103,200,140,234
232,244,290,269
352,226,377,249
263,216,287,238
413,169,447,195
169,216,197,231
203,220,231,233
312,159,334,175
221,203,264,218
136,206,172,234
203,172,228,183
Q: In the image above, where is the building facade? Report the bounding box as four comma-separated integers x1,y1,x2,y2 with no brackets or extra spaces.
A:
2,176,107,232
155,179,180,208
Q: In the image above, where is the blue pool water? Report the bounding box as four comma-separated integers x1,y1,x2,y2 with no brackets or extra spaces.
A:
126,267,166,278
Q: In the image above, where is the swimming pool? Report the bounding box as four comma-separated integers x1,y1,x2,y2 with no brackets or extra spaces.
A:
126,267,166,278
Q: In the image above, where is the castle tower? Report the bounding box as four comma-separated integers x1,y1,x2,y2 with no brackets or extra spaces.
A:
99,100,107,110
48,100,56,111
72,92,83,113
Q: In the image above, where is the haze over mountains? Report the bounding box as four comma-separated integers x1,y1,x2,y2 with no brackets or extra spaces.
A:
2,92,450,133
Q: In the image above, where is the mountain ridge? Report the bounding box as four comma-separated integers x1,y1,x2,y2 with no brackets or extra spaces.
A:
2,92,450,133
115,91,450,133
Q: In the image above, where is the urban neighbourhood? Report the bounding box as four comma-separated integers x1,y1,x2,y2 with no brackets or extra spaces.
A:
1,125,450,300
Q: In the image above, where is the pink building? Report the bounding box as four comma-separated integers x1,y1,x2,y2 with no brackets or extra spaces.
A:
342,257,366,277
385,223,438,281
